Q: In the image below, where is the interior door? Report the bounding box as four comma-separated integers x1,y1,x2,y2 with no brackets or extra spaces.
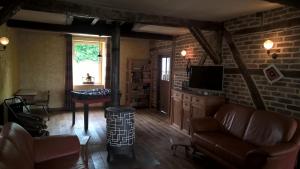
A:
159,56,171,114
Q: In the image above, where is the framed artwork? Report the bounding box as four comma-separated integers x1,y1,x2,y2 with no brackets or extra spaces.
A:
263,64,284,84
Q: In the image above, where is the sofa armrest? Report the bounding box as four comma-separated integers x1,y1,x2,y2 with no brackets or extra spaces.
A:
245,143,299,168
33,135,80,163
191,117,221,133
249,143,298,157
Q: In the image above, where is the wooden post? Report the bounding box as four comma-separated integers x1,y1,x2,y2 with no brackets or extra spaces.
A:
223,30,266,110
111,22,121,107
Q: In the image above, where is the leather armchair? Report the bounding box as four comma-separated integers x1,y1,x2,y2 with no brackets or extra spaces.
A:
0,122,86,169
34,135,80,163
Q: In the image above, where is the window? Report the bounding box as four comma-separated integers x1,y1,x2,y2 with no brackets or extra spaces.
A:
161,57,170,81
72,39,106,85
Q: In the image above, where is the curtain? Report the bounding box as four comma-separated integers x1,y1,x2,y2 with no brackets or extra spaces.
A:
64,34,73,111
105,37,111,88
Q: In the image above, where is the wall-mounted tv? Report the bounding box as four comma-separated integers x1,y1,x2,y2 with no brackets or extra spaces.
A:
189,66,223,91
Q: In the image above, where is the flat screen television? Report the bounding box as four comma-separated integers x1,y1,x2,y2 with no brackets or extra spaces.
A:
189,66,223,91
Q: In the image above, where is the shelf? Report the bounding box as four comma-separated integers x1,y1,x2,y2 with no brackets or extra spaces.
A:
126,58,151,108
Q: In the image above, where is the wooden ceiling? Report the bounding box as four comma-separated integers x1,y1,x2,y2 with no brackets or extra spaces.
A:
0,0,298,39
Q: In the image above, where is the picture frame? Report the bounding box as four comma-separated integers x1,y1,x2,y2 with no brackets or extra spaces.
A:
263,64,284,84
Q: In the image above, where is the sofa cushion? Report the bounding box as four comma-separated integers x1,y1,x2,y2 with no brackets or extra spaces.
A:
193,132,256,167
35,154,86,169
0,136,33,169
243,111,297,146
214,104,254,138
0,123,34,167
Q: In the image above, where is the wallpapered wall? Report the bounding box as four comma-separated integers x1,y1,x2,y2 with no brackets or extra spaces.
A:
0,28,150,108
16,29,66,108
0,25,19,103
120,37,150,105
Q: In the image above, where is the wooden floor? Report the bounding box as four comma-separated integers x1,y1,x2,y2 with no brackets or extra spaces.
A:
47,108,221,169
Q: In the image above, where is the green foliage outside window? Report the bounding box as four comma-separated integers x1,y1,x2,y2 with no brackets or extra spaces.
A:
74,43,99,63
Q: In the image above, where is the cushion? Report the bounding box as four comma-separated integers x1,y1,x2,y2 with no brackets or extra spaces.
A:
243,111,297,146
0,137,33,169
214,104,254,138
0,123,34,167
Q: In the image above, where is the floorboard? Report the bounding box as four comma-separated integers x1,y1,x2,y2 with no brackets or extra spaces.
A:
46,108,221,169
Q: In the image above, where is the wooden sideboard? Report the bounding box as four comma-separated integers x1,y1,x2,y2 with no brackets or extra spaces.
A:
170,89,225,134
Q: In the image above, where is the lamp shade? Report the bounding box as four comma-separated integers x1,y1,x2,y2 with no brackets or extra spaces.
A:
0,37,9,46
181,50,187,57
263,40,273,50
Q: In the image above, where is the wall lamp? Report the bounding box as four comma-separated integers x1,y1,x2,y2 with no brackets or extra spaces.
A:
181,49,191,76
0,37,9,51
263,40,279,59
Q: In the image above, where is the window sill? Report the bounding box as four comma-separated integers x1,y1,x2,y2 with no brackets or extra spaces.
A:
73,84,104,91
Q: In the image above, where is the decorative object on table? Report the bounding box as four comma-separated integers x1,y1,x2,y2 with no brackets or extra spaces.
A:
263,64,284,84
82,73,95,84
105,107,135,162
71,88,111,131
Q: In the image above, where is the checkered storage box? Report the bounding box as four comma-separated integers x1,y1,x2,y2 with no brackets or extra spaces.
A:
105,107,135,161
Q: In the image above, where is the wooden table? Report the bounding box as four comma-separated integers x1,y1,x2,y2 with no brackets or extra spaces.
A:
15,89,37,104
71,89,111,132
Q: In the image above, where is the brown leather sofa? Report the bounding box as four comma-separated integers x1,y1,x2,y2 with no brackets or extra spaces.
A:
0,122,86,169
191,103,300,169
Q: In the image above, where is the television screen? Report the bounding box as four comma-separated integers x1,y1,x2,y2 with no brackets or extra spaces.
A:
189,66,223,91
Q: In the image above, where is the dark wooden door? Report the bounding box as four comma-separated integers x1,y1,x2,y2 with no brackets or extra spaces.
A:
159,56,171,114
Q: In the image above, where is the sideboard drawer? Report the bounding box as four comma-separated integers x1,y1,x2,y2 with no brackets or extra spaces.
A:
183,94,191,102
172,90,182,100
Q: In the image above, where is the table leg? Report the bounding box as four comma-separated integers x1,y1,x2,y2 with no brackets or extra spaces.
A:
72,102,75,126
84,104,89,131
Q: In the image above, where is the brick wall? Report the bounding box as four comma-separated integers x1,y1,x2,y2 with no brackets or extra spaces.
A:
150,6,300,116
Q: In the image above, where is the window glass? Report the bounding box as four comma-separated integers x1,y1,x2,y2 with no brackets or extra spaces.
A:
161,57,170,81
72,41,102,85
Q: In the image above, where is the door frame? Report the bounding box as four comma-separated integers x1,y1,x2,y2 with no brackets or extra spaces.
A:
156,55,162,110
157,54,173,115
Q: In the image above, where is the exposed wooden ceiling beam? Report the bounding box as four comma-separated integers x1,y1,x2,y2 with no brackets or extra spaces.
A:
6,19,174,40
189,26,222,64
263,0,300,8
0,0,24,25
7,19,111,35
22,0,223,30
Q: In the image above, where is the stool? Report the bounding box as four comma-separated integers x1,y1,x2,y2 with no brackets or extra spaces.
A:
79,136,91,162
